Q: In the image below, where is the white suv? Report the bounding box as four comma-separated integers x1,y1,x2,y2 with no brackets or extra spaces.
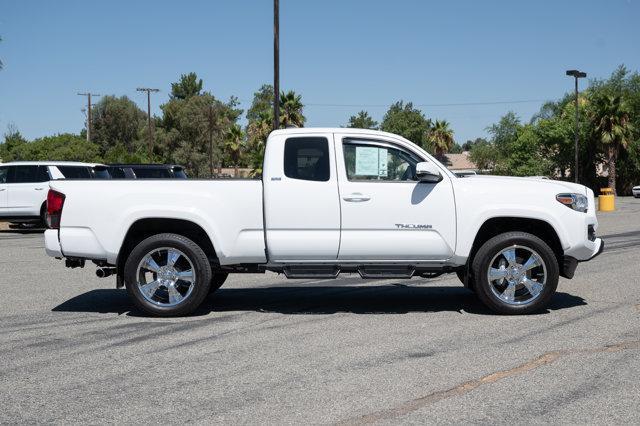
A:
0,161,107,225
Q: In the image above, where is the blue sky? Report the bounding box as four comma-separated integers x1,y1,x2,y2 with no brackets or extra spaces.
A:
0,0,638,144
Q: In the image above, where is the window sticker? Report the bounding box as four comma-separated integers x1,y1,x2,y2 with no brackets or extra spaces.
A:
355,146,388,177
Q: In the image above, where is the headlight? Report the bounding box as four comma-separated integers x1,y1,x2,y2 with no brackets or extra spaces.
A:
556,193,588,213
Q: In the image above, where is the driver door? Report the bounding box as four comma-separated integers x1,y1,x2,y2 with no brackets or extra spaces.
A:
335,135,456,261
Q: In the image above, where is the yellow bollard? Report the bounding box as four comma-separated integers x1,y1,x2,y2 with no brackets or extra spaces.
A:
598,188,615,212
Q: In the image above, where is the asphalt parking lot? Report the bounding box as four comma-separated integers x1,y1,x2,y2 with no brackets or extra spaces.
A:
1,199,639,424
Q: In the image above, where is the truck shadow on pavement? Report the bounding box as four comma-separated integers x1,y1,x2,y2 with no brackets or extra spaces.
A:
52,285,587,317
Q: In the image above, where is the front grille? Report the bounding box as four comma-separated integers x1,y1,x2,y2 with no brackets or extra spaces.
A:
588,225,596,242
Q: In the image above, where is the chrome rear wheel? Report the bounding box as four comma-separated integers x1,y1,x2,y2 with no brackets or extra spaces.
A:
124,233,212,316
136,247,196,307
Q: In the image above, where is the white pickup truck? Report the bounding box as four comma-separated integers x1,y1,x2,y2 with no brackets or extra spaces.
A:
44,128,603,316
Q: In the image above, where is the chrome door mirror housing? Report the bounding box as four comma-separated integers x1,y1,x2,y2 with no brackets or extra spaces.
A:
415,162,442,183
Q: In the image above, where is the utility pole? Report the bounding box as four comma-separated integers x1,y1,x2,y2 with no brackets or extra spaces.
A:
77,92,100,142
137,87,160,160
565,70,587,183
273,0,280,131
208,105,215,178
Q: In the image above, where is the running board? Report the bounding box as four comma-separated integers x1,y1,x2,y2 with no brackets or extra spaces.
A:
283,265,340,279
358,265,415,279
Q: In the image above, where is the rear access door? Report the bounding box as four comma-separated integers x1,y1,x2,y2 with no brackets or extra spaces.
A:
263,132,341,263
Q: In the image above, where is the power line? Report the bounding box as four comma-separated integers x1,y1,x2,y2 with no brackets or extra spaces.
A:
300,99,550,108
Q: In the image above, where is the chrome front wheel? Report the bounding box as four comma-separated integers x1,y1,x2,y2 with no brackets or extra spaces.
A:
487,245,546,306
472,232,559,315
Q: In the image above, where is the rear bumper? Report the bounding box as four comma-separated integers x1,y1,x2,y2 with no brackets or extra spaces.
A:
44,229,62,257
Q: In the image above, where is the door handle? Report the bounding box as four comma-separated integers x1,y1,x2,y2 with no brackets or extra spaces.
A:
35,188,45,191
343,193,370,202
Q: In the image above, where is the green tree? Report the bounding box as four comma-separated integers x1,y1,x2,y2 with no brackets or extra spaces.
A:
279,90,305,127
469,139,498,172
1,125,28,161
380,101,431,148
9,134,101,162
428,119,455,158
347,110,378,129
170,72,203,100
225,124,244,177
158,83,242,177
592,94,634,193
247,84,273,125
246,110,272,176
91,95,146,155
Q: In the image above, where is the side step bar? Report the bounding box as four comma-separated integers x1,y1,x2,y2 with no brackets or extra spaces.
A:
283,265,340,279
358,265,415,279
281,264,416,279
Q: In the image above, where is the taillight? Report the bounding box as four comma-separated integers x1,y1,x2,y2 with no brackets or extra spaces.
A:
46,190,65,229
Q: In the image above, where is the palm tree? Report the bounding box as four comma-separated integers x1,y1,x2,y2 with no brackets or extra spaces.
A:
279,90,305,128
246,110,273,177
224,124,244,177
428,120,455,159
592,95,634,194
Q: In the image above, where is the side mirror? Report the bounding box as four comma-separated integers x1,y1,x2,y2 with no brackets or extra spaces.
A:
415,162,442,183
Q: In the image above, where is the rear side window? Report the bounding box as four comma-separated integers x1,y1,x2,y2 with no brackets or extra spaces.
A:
91,167,111,179
0,167,7,184
57,166,91,179
173,168,187,179
8,166,49,183
108,167,127,179
132,167,171,179
283,137,330,182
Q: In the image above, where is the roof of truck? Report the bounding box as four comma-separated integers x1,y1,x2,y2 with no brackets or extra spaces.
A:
270,127,406,139
0,161,104,167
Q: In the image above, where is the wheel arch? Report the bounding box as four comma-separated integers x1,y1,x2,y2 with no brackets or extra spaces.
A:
116,218,218,287
468,217,564,269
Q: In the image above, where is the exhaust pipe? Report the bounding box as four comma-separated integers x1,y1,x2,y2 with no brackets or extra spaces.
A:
96,268,116,278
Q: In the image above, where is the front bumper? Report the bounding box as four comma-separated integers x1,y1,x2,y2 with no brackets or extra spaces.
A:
561,238,604,279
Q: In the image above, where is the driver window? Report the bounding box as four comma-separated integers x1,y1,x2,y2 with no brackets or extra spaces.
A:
343,139,419,181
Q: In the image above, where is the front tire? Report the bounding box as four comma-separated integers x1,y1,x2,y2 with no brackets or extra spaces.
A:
209,272,228,294
124,233,212,316
471,232,558,314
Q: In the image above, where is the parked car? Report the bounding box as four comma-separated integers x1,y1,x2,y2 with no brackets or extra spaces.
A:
106,164,187,179
0,161,106,225
453,170,477,178
44,128,603,316
632,185,640,198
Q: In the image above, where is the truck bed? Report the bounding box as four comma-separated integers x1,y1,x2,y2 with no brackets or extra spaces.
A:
49,179,266,265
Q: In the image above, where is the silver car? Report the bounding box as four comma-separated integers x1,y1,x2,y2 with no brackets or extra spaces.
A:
633,185,640,198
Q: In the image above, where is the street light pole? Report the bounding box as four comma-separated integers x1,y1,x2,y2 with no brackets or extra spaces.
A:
273,0,280,131
137,87,160,160
565,69,587,183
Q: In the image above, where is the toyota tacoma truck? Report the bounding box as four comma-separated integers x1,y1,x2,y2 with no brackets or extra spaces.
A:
44,128,603,316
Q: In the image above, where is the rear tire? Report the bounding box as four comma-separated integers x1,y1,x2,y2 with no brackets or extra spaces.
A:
124,233,212,316
471,232,558,314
